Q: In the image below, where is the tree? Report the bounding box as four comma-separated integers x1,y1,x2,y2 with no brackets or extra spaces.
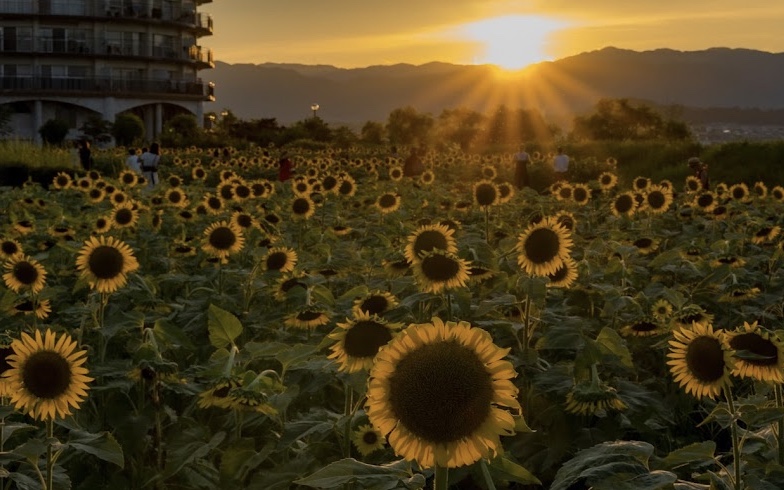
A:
572,98,692,141
436,108,484,151
0,105,12,137
360,121,385,145
38,119,70,146
112,113,145,147
161,114,200,147
79,114,113,144
386,106,434,147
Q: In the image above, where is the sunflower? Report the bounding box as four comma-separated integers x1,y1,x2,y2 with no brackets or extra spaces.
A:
632,237,658,255
285,309,331,330
273,273,308,302
571,184,591,205
202,221,245,260
164,188,189,208
643,185,673,214
632,176,651,192
473,180,499,208
118,170,138,187
727,322,784,383
11,298,52,319
516,217,573,277
86,187,105,204
496,182,514,204
291,196,316,220
771,185,784,202
752,225,781,245
93,217,112,234
684,175,702,193
546,256,578,288
598,172,618,191
3,329,92,420
262,247,297,273
752,181,768,199
110,203,140,229
412,250,471,294
52,172,73,189
611,192,637,217
651,299,673,322
620,319,666,337
14,220,35,235
366,318,520,468
555,183,573,201
667,323,734,400
353,291,399,317
108,190,129,207
0,238,23,260
719,287,761,303
480,165,497,180
564,381,627,415
673,308,714,330
352,424,387,457
337,176,357,197
377,192,402,214
292,179,312,197
217,182,235,201
404,224,457,265
3,255,47,294
468,266,495,283
166,174,183,188
382,258,411,278
197,378,241,409
420,170,435,186
711,256,746,269
729,183,750,202
389,166,404,182
693,191,718,213
76,235,139,293
327,312,402,373
192,166,208,181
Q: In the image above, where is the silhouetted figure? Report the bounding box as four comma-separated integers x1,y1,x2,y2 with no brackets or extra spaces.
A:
514,145,530,189
78,140,92,170
688,156,709,189
403,147,424,177
553,147,569,181
140,142,161,188
278,152,293,181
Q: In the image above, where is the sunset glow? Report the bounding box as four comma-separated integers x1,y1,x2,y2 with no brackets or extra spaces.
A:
462,15,570,70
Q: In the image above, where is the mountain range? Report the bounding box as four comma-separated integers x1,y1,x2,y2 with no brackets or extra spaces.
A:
204,47,784,127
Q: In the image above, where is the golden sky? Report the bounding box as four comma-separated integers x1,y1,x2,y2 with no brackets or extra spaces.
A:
200,1,784,69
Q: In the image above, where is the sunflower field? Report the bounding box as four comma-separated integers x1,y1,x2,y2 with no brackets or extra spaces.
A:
2,146,784,490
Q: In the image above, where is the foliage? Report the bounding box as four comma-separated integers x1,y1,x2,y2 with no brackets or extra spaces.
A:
112,113,145,147
360,121,386,145
0,104,12,137
38,118,70,146
79,114,113,144
160,114,202,148
573,98,693,141
386,106,435,146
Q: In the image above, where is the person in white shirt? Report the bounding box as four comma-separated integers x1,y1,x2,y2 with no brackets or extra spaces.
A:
139,142,161,188
126,148,141,174
553,147,569,180
514,145,530,189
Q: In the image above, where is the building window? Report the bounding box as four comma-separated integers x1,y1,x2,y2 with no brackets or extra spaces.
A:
0,27,33,52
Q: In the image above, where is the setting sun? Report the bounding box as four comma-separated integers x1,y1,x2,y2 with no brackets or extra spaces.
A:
462,15,569,70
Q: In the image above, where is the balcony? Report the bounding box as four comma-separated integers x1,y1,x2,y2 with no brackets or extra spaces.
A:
0,76,215,101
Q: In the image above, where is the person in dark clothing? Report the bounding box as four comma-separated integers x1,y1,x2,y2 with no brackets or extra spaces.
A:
278,152,293,181
403,147,424,177
78,140,92,170
688,157,709,189
514,145,530,189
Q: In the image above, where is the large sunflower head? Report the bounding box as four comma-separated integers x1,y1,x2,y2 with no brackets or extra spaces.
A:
118,170,139,187
412,250,471,294
546,256,578,288
644,185,673,214
3,255,47,294
473,180,499,208
165,188,189,208
611,192,637,217
571,184,591,205
667,323,734,400
693,191,718,213
516,216,573,277
328,311,402,373
291,196,316,220
752,181,768,199
598,172,618,191
729,183,750,202
632,176,651,192
202,221,245,260
76,235,140,293
752,225,781,245
404,224,457,264
3,329,93,420
366,318,520,468
729,322,784,383
0,238,24,260
353,291,399,317
262,246,298,273
377,192,402,214
110,203,140,229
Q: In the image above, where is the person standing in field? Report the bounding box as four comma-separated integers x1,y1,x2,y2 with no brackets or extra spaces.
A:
78,140,93,170
278,151,294,181
553,147,569,181
403,147,424,177
688,157,709,189
126,148,141,173
140,143,161,188
514,145,530,189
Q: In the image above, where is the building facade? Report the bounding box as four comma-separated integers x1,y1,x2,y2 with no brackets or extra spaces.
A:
0,0,215,143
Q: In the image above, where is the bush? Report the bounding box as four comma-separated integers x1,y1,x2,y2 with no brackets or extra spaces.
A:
112,113,145,147
38,118,70,146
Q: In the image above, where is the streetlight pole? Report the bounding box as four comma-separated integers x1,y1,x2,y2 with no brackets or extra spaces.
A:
311,103,320,119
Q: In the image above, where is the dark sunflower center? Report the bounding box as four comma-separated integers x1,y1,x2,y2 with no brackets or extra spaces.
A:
323,176,338,191
1,241,19,255
548,263,569,281
687,180,700,190
56,176,70,186
122,173,135,184
557,216,575,231
413,230,449,256
614,195,634,213
524,228,560,264
573,188,588,202
89,189,102,199
343,320,393,358
236,215,253,228
730,333,778,366
88,245,125,279
338,181,354,195
297,311,322,321
219,185,234,200
632,321,658,332
379,194,397,208
209,227,237,250
213,385,232,398
420,254,460,281
280,278,305,293
208,197,223,210
635,178,647,189
235,185,251,198
362,430,378,445
292,198,311,215
685,336,726,382
266,252,288,270
265,214,280,225
169,177,181,187
13,261,39,285
22,350,72,399
697,194,714,207
168,192,182,204
15,300,34,312
361,296,389,315
601,175,612,185
558,187,572,199
115,208,133,225
647,191,666,208
388,340,493,443
634,238,653,249
756,227,772,238
475,184,497,206
732,188,745,199
96,218,108,229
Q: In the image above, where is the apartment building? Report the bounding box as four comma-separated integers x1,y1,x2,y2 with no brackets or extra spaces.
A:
0,0,215,143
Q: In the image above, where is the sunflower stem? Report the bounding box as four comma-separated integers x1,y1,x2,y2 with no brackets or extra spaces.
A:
433,465,449,490
484,206,490,245
776,384,784,466
45,418,54,490
724,385,743,490
445,293,453,322
344,385,354,459
479,460,497,490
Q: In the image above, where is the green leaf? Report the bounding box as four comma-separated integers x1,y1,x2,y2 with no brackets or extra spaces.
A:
551,440,655,490
276,343,318,373
659,441,716,471
208,304,243,348
219,438,257,483
596,327,634,368
487,456,541,485
67,429,125,468
594,470,677,490
708,471,732,490
294,458,418,489
154,318,195,350
13,439,47,461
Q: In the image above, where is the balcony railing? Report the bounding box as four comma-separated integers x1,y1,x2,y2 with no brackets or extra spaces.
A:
0,75,215,100
0,39,214,67
0,0,213,34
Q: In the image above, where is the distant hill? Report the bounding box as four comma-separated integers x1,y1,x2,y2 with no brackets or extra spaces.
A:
204,47,784,126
